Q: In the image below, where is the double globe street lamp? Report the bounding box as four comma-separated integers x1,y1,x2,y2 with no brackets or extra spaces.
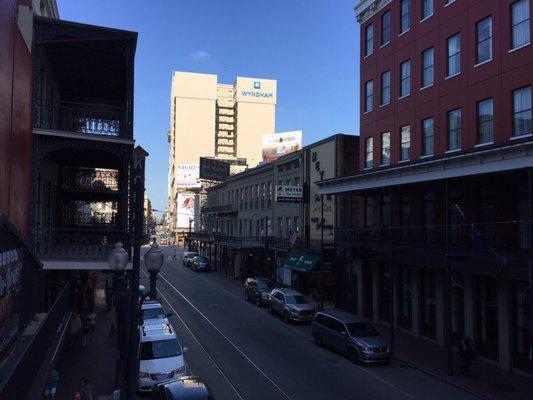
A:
144,240,164,301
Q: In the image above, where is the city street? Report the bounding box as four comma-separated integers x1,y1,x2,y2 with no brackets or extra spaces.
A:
141,246,478,400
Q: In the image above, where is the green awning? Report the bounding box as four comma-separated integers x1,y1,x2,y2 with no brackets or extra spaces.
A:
281,251,321,273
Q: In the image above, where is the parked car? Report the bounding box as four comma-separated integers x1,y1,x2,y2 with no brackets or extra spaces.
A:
310,310,392,364
138,323,188,392
141,301,172,326
190,255,210,272
182,251,198,268
244,277,273,307
151,377,214,400
268,288,315,323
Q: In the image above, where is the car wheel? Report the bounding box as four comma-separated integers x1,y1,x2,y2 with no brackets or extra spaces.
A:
348,347,359,364
314,332,324,347
283,311,291,324
268,303,274,314
256,297,261,307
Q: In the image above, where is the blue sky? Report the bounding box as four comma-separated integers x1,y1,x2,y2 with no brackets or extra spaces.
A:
57,0,360,211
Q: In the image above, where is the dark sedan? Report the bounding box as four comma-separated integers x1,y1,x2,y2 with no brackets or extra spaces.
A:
190,255,211,272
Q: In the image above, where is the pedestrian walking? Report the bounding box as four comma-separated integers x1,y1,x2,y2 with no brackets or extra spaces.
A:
458,336,474,376
68,312,82,350
44,368,59,399
87,311,96,342
79,378,93,400
82,314,91,349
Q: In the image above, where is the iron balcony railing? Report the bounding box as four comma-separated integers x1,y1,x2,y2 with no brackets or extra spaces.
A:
33,98,129,138
187,232,291,251
335,221,531,254
201,204,238,214
34,228,127,260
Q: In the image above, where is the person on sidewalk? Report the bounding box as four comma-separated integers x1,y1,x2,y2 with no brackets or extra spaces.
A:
82,314,91,349
87,310,97,342
79,378,93,400
68,312,82,350
458,336,474,376
44,368,59,400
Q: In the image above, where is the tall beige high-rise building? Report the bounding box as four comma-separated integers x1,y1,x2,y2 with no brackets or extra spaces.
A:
167,71,277,238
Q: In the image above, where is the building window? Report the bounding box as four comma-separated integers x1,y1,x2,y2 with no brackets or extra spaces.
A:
286,217,291,237
381,70,391,105
422,117,434,156
421,0,433,20
400,195,411,240
447,33,461,77
294,216,299,234
400,60,411,97
381,195,391,228
365,80,374,112
278,217,283,237
400,0,410,34
266,216,271,236
365,197,374,228
381,132,391,165
476,16,493,64
399,265,412,330
365,137,373,168
423,192,435,243
450,272,465,345
365,23,374,56
513,86,532,136
511,0,530,49
239,219,242,236
294,177,300,186
379,263,392,322
421,47,434,87
421,269,437,339
477,98,494,144
447,108,461,150
400,125,411,161
381,10,391,46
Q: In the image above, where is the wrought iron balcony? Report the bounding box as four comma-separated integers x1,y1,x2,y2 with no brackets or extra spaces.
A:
33,98,128,138
187,232,291,251
33,228,126,260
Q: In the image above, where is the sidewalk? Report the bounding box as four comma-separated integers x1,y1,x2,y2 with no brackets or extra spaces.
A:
379,324,533,400
55,274,119,400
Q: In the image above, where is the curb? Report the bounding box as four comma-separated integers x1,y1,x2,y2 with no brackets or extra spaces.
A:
393,356,486,400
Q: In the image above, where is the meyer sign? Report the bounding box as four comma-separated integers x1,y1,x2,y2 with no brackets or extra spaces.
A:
276,185,303,203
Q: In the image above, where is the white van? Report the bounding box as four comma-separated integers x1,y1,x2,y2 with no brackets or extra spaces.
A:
138,323,187,392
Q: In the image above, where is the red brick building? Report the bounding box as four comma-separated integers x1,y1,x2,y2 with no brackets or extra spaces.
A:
320,0,533,374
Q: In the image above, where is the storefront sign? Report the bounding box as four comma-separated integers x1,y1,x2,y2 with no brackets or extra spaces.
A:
276,185,303,203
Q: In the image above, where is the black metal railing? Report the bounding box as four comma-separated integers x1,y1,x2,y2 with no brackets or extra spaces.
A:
34,228,126,260
60,167,119,192
336,221,531,254
187,232,291,251
201,204,238,214
33,98,128,138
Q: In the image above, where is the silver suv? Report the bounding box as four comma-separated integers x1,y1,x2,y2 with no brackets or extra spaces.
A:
268,288,315,323
310,310,392,363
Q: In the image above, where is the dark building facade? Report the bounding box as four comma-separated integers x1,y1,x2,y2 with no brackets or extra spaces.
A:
319,0,533,374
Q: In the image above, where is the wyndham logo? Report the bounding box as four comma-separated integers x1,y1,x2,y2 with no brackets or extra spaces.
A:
253,81,261,89
241,91,273,98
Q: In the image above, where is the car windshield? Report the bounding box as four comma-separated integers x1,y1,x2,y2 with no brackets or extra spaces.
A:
346,322,379,338
196,257,207,263
142,307,165,320
140,339,181,360
256,282,271,290
285,295,308,304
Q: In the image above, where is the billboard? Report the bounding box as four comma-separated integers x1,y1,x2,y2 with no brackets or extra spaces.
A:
176,193,197,229
199,157,231,182
176,164,200,188
276,185,303,203
262,131,302,163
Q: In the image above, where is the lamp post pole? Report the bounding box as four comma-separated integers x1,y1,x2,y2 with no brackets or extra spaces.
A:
145,242,164,301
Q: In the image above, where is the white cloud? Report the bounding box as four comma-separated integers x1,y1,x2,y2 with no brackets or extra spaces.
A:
190,50,209,60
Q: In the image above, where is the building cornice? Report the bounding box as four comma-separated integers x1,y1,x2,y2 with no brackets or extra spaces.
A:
354,0,392,24
318,141,533,195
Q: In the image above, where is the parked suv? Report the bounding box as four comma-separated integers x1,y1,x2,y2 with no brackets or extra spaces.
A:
141,301,172,326
182,252,198,268
244,277,273,307
138,323,188,392
310,310,392,364
268,288,315,323
190,255,210,272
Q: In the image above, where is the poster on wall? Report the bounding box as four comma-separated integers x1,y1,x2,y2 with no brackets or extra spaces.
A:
176,164,201,188
176,193,196,229
262,131,302,163
0,249,22,360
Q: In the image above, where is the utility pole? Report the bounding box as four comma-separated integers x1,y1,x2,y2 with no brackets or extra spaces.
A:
125,146,147,399
320,193,324,310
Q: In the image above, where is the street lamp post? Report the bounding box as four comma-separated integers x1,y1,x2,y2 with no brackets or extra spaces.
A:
145,241,164,301
108,242,129,398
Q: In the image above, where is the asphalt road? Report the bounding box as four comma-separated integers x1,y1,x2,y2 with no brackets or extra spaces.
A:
140,246,478,400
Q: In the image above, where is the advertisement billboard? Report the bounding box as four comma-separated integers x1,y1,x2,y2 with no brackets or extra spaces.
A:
176,164,201,188
276,185,303,203
262,131,302,163
199,157,231,182
176,193,197,229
